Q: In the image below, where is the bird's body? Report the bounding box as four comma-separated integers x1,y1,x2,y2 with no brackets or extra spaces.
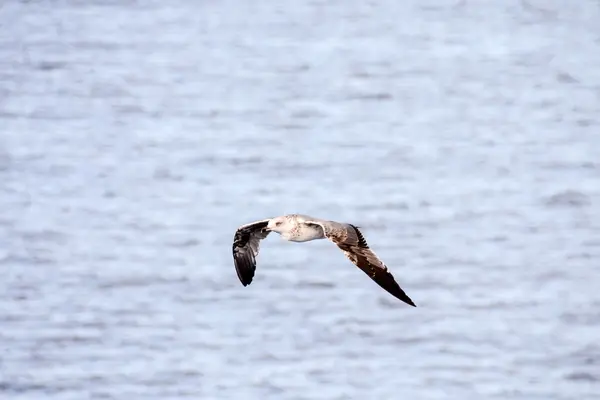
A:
232,214,416,307
274,214,326,242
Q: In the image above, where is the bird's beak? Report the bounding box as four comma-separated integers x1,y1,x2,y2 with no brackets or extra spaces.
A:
264,226,271,232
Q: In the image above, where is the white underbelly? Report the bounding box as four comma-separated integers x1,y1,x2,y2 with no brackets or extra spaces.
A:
286,226,325,242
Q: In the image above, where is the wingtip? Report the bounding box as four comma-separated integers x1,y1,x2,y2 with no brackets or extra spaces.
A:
240,277,253,287
401,296,417,307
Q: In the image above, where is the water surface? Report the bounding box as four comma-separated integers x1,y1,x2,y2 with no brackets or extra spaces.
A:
1,1,600,399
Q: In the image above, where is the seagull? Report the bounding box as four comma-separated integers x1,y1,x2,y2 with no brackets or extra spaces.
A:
232,214,416,307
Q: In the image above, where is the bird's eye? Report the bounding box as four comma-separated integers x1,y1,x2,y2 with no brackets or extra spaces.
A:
275,221,282,226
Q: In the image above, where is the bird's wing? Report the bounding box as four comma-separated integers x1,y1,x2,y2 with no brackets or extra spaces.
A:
304,220,416,307
232,219,272,286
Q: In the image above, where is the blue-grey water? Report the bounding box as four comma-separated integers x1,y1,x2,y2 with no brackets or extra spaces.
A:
1,1,600,399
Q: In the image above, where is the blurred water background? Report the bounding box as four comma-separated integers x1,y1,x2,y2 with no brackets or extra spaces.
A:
1,0,600,399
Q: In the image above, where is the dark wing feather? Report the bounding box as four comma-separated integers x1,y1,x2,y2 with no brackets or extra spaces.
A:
308,221,416,307
232,219,271,286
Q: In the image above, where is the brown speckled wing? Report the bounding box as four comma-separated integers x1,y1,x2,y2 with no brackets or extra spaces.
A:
232,219,271,286
307,221,416,307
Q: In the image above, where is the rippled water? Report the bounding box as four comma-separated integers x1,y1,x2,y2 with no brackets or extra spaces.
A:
2,1,600,399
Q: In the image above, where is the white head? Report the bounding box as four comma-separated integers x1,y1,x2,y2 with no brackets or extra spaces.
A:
266,216,293,234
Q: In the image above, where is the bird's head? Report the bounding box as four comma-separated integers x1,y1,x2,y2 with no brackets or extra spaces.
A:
266,216,287,234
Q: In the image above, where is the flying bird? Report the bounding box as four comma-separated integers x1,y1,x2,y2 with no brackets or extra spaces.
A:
232,214,416,307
